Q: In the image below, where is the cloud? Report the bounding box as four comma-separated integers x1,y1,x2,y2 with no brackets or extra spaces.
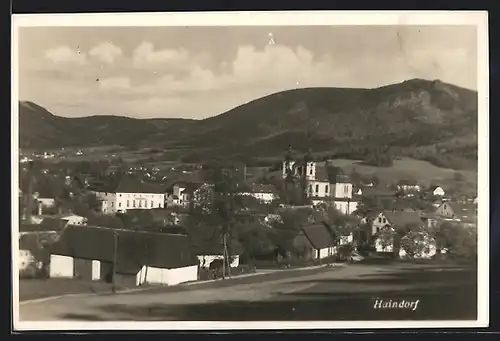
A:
89,42,122,64
132,42,190,67
44,46,86,64
98,77,131,90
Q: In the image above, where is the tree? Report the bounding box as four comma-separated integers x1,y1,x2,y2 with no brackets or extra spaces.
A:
204,165,244,278
400,229,435,259
433,221,477,259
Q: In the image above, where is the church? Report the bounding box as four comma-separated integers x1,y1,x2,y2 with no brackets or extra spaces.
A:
281,148,358,214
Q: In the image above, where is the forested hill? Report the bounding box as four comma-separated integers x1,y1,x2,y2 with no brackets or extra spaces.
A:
19,78,478,170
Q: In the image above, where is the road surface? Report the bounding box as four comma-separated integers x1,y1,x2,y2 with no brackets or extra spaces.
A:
19,262,477,321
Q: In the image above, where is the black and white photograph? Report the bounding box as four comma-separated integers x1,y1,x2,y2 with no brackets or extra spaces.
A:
12,11,489,330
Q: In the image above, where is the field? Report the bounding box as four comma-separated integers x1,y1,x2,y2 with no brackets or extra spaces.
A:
326,157,477,191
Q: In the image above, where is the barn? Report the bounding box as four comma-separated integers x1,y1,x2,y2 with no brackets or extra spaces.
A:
293,224,336,260
49,225,199,286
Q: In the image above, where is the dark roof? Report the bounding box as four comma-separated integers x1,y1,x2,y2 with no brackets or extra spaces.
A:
335,175,351,184
20,222,66,233
116,176,166,194
315,166,330,182
50,225,198,273
179,182,207,194
19,233,52,262
362,187,397,197
398,179,418,186
90,176,166,194
186,225,243,255
300,224,335,249
249,183,276,194
382,211,423,228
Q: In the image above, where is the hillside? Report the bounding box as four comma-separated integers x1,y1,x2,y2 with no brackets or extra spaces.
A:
18,78,478,169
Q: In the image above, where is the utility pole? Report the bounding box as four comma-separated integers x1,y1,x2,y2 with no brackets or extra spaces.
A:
222,233,226,280
112,231,118,293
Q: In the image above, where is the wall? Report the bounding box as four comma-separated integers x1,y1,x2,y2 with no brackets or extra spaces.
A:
136,265,198,286
333,200,358,215
92,260,101,280
436,203,454,218
197,255,240,268
115,192,165,212
94,191,117,214
243,192,276,204
371,213,390,235
315,247,335,259
333,183,353,199
307,180,330,198
49,254,74,278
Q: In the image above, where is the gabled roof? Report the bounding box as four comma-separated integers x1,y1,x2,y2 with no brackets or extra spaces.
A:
39,217,68,230
299,224,335,250
335,175,351,184
116,176,166,194
381,210,423,228
398,179,418,186
248,183,276,194
315,166,330,182
50,225,197,273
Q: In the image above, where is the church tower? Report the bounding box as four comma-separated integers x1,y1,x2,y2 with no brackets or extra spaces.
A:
304,149,315,181
282,145,296,179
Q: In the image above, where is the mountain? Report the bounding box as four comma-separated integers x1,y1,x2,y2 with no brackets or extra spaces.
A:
18,78,478,169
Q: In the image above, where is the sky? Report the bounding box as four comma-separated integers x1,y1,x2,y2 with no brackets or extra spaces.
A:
18,25,477,119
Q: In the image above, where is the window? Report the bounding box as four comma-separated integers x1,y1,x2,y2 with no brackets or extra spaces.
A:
133,200,136,208
309,168,313,175
309,185,312,193
378,217,382,223
119,194,122,197
151,200,154,207
325,185,329,194
126,200,129,207
344,185,348,194
315,184,319,193
383,218,387,223
119,202,121,207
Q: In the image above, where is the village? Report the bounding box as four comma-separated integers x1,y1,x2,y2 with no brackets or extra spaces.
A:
18,145,478,294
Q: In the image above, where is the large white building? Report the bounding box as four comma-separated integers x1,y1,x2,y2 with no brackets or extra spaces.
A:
282,151,358,214
91,176,165,214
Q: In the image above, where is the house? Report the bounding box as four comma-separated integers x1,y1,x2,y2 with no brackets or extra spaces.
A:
187,225,242,269
293,224,336,260
370,210,424,236
435,202,477,222
169,181,212,208
240,183,277,204
59,213,87,225
90,175,165,214
431,186,445,197
49,225,198,286
396,180,421,194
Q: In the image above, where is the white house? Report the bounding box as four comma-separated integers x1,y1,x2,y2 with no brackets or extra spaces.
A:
170,182,212,208
370,210,423,236
91,176,165,214
59,213,87,225
49,225,199,286
241,183,277,204
396,180,421,193
432,186,446,197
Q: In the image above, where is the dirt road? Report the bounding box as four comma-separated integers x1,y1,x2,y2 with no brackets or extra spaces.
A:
18,262,477,322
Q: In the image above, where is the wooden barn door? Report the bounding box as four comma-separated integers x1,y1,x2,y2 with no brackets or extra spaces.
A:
73,258,93,281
